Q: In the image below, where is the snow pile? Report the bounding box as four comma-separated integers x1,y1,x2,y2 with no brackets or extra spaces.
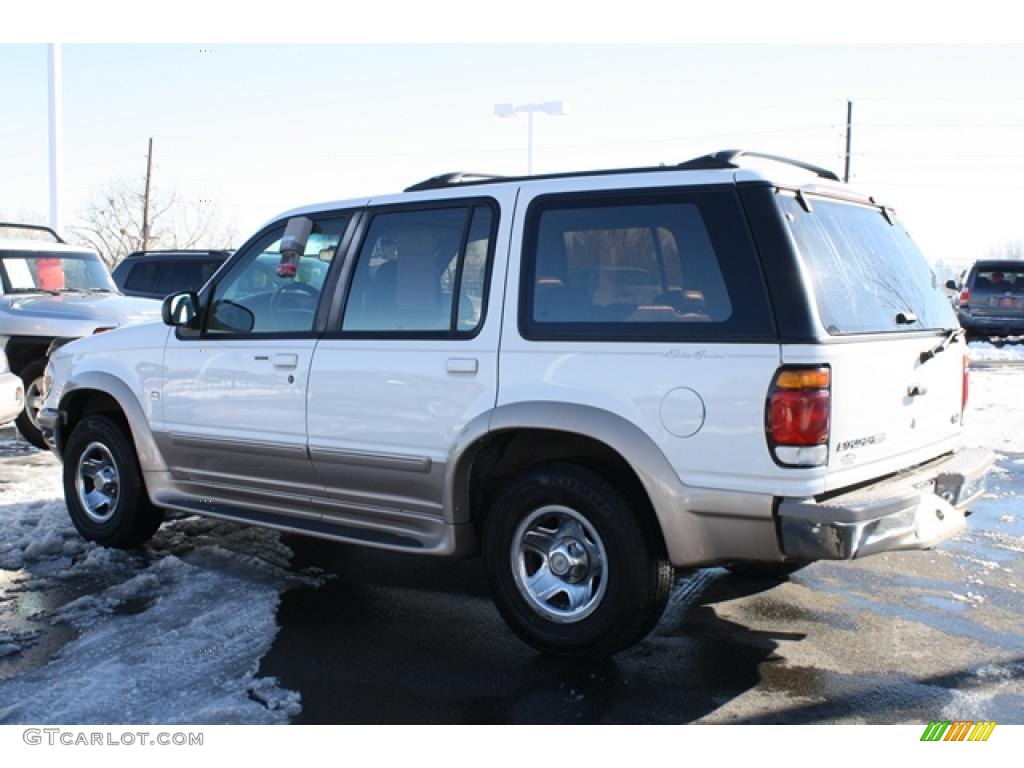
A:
0,432,314,724
0,549,302,724
0,632,20,658
968,341,1024,362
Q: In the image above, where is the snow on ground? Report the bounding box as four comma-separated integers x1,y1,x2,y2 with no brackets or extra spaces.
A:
0,426,318,724
968,340,1024,362
963,367,1024,453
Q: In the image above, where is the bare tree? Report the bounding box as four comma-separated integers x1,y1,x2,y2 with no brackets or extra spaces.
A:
986,239,1024,261
70,178,236,268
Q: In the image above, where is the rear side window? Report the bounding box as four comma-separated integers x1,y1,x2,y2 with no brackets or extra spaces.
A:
779,193,957,334
124,261,164,293
521,189,774,341
167,259,222,294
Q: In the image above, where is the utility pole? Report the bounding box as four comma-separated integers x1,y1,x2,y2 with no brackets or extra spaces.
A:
141,137,153,250
843,100,853,183
47,44,63,234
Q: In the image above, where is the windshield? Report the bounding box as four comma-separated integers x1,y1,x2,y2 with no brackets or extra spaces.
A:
0,251,118,294
779,193,957,334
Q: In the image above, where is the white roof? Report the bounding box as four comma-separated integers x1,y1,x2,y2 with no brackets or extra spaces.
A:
0,238,99,255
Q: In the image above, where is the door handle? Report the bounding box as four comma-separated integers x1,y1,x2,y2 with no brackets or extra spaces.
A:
446,357,478,374
272,353,299,369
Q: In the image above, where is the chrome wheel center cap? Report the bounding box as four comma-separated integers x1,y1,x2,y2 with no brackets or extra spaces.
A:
549,539,588,581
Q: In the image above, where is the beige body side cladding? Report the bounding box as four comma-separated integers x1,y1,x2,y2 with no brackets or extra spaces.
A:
447,401,782,567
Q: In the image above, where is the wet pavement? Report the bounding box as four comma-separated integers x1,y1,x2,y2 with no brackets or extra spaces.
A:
1,367,1022,724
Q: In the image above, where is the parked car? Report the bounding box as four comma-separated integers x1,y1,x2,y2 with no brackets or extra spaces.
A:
112,250,231,300
950,260,1024,343
0,347,25,426
39,151,994,656
0,223,162,448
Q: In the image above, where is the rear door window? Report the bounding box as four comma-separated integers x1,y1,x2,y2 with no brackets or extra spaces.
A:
124,261,164,293
521,189,774,340
779,193,957,334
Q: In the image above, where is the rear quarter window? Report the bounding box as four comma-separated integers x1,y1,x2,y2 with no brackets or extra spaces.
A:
520,188,775,341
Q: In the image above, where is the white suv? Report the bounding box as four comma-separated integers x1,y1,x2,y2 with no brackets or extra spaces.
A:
39,150,995,656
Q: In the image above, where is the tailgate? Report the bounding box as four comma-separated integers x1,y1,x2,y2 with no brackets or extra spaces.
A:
784,336,965,491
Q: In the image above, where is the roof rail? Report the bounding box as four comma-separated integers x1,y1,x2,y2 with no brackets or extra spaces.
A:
0,221,66,243
677,149,841,182
404,172,508,193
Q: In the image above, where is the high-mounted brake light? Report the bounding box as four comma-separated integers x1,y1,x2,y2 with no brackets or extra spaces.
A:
92,326,115,334
766,366,831,467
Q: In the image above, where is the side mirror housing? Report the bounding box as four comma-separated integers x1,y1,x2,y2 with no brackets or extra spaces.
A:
945,279,958,291
162,291,200,328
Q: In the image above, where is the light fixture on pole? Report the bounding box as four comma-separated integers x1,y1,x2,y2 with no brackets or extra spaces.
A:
494,101,566,176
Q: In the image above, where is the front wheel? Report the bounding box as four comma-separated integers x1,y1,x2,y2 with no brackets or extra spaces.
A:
482,462,674,657
14,358,49,450
63,414,164,548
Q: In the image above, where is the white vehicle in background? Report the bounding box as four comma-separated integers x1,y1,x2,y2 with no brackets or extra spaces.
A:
0,347,24,426
39,151,995,657
0,223,161,448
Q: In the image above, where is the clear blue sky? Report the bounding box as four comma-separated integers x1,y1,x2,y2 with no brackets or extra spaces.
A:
2,43,1024,271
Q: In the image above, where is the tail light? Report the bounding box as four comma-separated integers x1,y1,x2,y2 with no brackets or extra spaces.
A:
959,287,970,307
766,366,831,467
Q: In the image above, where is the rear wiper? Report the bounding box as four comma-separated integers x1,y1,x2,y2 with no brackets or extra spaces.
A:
919,328,963,365
896,311,918,324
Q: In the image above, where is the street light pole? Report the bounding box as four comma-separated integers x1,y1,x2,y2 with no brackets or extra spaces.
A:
47,43,63,235
494,101,566,176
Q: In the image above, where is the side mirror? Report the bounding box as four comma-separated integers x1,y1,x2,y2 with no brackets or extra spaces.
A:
945,279,958,291
162,291,200,327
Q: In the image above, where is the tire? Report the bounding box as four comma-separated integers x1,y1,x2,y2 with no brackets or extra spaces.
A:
482,461,674,657
725,561,807,580
14,358,49,450
62,414,164,548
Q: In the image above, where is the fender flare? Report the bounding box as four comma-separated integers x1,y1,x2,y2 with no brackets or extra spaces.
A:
58,371,167,472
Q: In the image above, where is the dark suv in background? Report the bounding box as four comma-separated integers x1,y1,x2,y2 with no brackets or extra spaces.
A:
954,260,1024,343
112,250,230,300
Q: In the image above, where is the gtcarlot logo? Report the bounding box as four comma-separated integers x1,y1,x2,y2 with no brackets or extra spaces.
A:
22,728,203,747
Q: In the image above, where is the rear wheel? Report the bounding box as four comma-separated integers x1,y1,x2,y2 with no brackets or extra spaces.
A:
482,461,674,657
14,358,49,450
63,414,164,548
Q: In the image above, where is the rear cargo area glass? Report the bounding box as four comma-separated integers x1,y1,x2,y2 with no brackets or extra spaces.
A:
778,194,956,334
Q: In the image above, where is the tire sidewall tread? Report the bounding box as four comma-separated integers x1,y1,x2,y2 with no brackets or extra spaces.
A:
483,461,673,657
62,414,162,548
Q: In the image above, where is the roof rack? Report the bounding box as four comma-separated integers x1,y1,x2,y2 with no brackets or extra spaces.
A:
0,221,66,243
676,150,841,182
126,249,233,256
400,149,841,194
404,172,508,193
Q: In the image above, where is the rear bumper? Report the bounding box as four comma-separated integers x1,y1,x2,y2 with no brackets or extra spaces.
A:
777,446,995,560
0,372,25,425
959,312,1024,336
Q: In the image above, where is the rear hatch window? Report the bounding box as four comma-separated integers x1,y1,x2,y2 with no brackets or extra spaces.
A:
777,193,957,335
